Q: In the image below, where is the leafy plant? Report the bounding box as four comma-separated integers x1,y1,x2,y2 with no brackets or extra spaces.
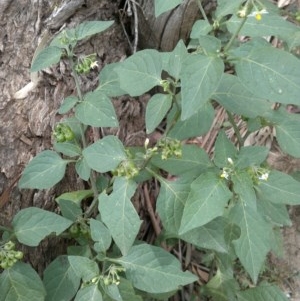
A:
1,0,300,300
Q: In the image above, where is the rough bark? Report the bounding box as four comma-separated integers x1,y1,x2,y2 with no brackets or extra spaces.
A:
0,0,208,271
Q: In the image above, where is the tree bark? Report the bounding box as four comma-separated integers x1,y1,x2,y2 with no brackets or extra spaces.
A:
0,0,210,271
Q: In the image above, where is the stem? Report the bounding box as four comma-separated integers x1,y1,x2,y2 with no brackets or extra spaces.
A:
226,110,244,147
223,16,248,53
68,55,99,217
195,0,210,24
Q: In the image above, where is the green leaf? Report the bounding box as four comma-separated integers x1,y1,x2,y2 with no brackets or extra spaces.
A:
190,20,213,38
115,49,162,96
198,35,222,54
105,284,122,301
118,278,142,301
83,136,127,173
181,54,224,120
229,203,272,283
154,0,182,17
276,118,300,158
156,178,190,235
75,21,114,40
19,150,68,189
151,144,212,177
168,102,214,140
204,269,238,301
90,219,112,253
236,283,289,301
58,95,79,114
227,13,298,43
54,141,82,157
232,45,300,106
256,170,300,205
213,74,273,118
31,46,62,72
68,256,99,282
213,131,237,168
97,62,127,97
232,172,257,210
181,218,228,253
257,199,291,226
57,200,82,221
12,207,72,246
116,244,197,294
56,190,93,206
0,262,46,301
235,146,269,169
99,177,141,255
43,256,80,301
75,157,91,181
216,0,244,19
146,94,172,134
179,172,232,234
75,90,118,127
74,285,103,301
163,40,188,80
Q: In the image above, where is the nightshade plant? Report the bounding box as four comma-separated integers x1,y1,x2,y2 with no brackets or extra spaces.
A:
1,0,300,300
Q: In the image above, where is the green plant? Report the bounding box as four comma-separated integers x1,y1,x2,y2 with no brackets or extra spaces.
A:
1,0,300,300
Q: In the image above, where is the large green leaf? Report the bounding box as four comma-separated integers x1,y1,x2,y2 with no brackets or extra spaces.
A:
156,178,190,235
213,131,237,168
99,177,141,255
229,203,272,284
257,199,291,226
154,0,182,17
54,141,82,158
151,144,212,177
256,170,300,205
181,217,228,253
43,256,80,301
19,150,68,189
12,207,72,246
232,45,300,106
31,46,63,72
115,49,162,96
75,21,114,41
235,146,269,169
0,262,46,301
75,157,91,181
74,285,103,301
190,20,213,38
236,283,289,301
116,244,197,294
168,102,214,139
97,62,127,97
213,74,273,118
181,54,224,120
83,136,127,173
58,95,79,114
68,256,99,282
75,90,118,127
227,13,298,43
276,118,300,158
179,172,232,234
90,218,112,253
146,94,172,134
232,172,257,210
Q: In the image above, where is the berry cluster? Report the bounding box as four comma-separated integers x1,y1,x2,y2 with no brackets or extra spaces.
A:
0,241,23,269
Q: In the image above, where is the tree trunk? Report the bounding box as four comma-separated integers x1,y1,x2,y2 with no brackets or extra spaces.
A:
0,0,210,272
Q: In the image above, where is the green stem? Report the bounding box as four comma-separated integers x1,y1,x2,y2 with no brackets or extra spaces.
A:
195,0,210,24
68,55,99,218
226,110,244,147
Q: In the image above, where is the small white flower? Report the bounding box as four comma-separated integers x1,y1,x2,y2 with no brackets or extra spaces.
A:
90,61,99,69
227,158,234,165
258,173,269,181
248,9,268,20
221,170,229,180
